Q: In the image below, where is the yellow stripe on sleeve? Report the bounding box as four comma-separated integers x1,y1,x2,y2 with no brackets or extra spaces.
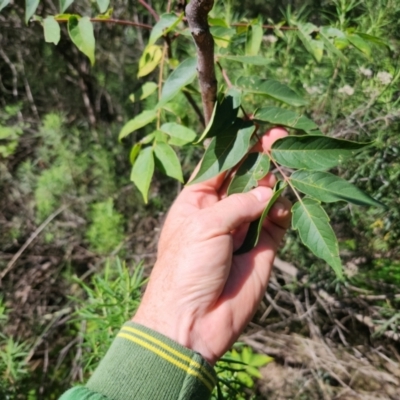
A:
117,332,214,393
120,326,216,385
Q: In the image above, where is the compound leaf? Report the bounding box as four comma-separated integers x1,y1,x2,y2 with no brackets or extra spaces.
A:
119,109,157,141
129,82,158,103
158,57,197,107
196,94,239,143
0,0,10,12
227,153,270,195
292,198,343,279
25,0,40,24
154,142,183,182
254,107,320,133
245,20,263,56
347,33,371,58
149,13,182,45
96,0,109,13
235,181,286,255
271,136,370,171
160,123,197,146
236,76,307,107
43,16,60,45
59,0,74,12
218,55,270,65
190,120,255,184
130,147,154,203
68,16,95,65
291,170,383,207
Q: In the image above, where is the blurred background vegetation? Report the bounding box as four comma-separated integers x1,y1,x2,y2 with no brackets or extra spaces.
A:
0,0,399,398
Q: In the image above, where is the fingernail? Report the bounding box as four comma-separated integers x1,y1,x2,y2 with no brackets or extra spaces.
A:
252,187,272,202
272,201,289,217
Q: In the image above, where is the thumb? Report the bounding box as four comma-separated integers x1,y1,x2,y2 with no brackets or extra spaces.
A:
208,186,273,233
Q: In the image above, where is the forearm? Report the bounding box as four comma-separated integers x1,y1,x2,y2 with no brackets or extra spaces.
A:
59,322,216,400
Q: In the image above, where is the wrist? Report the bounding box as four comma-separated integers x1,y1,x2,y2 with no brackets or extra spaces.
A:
132,310,217,365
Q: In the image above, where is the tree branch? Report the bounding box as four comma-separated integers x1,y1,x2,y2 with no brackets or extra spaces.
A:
185,0,217,125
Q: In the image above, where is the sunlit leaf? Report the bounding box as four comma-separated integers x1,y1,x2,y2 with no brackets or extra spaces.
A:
196,94,239,143
96,0,109,13
190,120,255,184
119,110,157,141
211,26,236,48
292,198,343,278
235,181,286,255
0,0,10,12
43,16,60,45
68,16,95,65
291,170,383,207
254,107,320,133
296,23,324,63
355,32,388,48
154,142,183,182
227,153,270,195
271,136,370,171
158,57,197,107
236,76,307,107
59,0,74,12
245,20,263,56
149,13,182,46
347,34,371,57
25,0,40,24
129,82,158,103
129,143,142,165
319,26,347,62
160,123,197,146
137,45,163,78
130,147,154,203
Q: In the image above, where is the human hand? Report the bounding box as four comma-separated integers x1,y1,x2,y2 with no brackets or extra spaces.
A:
132,128,291,365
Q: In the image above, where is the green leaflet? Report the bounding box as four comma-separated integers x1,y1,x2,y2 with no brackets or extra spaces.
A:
236,76,307,107
149,13,183,46
129,82,158,103
43,16,60,45
292,198,343,279
227,153,270,195
190,120,255,185
355,32,389,49
25,0,40,24
0,0,10,12
59,0,74,13
160,123,197,146
157,57,198,107
291,170,384,207
319,26,347,62
96,0,109,13
346,34,371,58
68,16,95,65
130,147,154,203
245,20,263,56
129,143,141,165
119,110,157,141
196,94,239,143
153,142,183,182
271,136,370,171
296,22,324,63
254,107,320,134
218,55,270,66
234,181,286,255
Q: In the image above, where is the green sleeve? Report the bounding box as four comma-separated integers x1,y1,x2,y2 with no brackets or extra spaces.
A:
59,321,216,400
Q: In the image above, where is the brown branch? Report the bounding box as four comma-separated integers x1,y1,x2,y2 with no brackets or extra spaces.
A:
138,0,160,22
185,0,217,125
